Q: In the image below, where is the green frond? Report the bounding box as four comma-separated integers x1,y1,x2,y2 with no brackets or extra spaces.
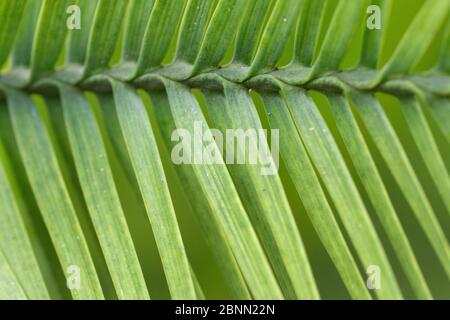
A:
0,0,448,300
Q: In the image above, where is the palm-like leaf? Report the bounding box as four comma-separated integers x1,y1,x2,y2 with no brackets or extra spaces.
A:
0,0,448,300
